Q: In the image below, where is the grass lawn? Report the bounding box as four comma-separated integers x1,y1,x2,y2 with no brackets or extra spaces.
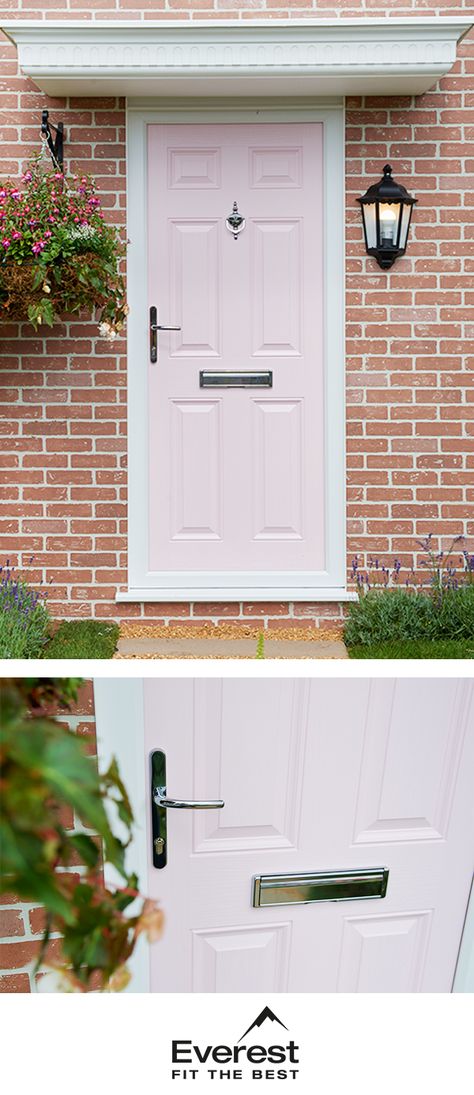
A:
347,638,474,660
42,620,119,659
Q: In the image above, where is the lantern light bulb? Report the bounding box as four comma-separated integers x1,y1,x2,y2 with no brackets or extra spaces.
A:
379,204,397,245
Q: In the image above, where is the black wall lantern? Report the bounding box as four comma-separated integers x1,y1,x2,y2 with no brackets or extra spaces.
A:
357,164,417,270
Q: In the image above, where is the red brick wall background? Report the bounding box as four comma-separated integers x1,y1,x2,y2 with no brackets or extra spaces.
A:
0,680,96,993
0,4,473,629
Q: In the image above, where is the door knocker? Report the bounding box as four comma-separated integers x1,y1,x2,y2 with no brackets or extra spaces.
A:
226,200,246,240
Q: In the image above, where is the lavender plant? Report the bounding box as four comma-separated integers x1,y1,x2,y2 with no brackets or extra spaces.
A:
345,534,474,648
350,534,474,599
0,558,50,658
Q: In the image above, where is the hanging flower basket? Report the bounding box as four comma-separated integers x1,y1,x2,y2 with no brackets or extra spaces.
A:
0,158,128,339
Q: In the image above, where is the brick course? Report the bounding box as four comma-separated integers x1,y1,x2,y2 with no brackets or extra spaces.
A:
0,4,473,628
0,681,96,993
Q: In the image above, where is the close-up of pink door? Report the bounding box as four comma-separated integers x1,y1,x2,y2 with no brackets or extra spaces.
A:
145,121,327,593
117,677,474,994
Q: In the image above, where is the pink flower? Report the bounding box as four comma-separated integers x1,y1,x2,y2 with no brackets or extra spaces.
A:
11,231,22,240
2,238,11,248
22,171,32,182
48,215,56,223
44,230,52,238
32,240,45,254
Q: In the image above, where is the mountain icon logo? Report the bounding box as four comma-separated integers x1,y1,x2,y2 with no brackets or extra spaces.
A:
238,1006,289,1043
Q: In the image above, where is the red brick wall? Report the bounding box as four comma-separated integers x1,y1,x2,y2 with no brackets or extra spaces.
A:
0,681,96,993
0,5,473,629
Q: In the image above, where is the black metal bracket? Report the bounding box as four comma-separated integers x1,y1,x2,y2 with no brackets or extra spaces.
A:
41,110,64,169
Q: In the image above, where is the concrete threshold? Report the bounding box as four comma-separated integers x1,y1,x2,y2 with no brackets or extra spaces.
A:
116,637,348,659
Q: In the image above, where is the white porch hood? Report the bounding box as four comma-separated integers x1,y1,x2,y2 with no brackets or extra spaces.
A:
1,18,472,98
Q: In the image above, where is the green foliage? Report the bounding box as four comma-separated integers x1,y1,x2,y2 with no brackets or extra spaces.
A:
0,678,163,991
0,560,50,658
348,639,474,660
43,620,119,660
344,585,474,648
0,158,127,336
255,633,265,659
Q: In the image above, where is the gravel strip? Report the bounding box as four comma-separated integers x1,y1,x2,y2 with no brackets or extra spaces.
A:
119,623,344,642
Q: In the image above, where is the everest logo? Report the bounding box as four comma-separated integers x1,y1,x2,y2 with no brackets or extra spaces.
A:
170,1004,300,1082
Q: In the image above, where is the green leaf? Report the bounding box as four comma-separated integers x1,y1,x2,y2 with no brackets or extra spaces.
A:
68,833,100,869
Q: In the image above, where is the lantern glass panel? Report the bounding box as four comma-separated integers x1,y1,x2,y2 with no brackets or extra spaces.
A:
363,202,377,248
398,203,413,250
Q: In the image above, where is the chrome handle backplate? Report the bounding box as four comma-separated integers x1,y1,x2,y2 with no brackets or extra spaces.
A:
149,306,181,363
151,749,224,868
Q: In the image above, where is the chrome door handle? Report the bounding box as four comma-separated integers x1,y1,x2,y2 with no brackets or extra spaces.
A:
151,749,224,869
154,789,225,810
149,306,181,363
151,325,182,332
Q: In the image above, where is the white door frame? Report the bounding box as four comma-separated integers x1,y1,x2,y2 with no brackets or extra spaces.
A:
94,677,150,993
119,99,354,604
94,677,474,993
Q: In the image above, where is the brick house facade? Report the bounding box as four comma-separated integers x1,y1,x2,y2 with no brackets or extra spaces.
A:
0,4,473,631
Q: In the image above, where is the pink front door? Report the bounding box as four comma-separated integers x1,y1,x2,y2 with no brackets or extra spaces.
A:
143,679,474,993
147,122,324,582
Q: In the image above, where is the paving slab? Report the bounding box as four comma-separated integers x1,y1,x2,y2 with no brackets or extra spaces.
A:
116,636,348,659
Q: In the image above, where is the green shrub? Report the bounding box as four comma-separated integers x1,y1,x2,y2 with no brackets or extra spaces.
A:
0,561,50,658
435,585,474,639
344,585,474,648
43,619,119,659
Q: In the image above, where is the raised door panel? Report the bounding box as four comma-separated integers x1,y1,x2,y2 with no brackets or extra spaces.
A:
192,680,310,853
252,400,303,541
168,147,221,189
169,220,221,357
249,146,303,189
169,400,222,541
251,220,302,357
337,912,432,992
353,680,467,844
192,923,291,992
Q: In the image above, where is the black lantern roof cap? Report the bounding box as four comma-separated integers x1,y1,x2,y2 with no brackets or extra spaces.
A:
357,164,417,206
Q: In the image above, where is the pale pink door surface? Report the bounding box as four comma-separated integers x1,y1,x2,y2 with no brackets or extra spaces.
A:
144,679,474,993
147,123,324,578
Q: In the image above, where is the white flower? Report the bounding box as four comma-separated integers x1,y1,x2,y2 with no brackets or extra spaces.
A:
68,224,97,241
98,321,117,342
